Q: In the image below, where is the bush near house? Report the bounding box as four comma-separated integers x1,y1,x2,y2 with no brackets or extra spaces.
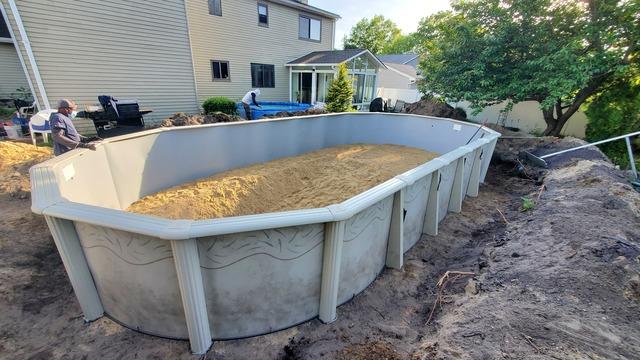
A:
326,63,354,113
202,97,237,116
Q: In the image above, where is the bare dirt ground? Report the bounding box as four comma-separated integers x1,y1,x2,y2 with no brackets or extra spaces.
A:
1,136,639,360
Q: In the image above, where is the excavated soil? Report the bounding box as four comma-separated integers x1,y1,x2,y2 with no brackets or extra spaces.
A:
1,137,639,360
127,144,439,220
0,141,52,199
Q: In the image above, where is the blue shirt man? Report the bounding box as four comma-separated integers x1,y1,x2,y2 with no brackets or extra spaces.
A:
50,99,98,156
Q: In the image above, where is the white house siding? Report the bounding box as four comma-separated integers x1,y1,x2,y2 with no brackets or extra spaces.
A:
454,100,588,138
0,42,28,98
0,0,199,125
185,0,335,105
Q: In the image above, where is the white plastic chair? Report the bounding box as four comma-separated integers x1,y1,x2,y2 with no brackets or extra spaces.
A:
29,109,56,145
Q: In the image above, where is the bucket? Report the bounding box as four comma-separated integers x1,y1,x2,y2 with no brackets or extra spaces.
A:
5,125,22,139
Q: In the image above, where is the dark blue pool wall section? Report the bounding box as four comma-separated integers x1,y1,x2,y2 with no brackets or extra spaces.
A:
236,102,312,120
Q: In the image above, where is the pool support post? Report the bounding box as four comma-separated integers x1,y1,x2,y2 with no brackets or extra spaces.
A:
44,216,104,321
448,157,465,213
171,238,212,355
423,170,440,236
386,189,404,269
466,147,483,197
319,220,346,323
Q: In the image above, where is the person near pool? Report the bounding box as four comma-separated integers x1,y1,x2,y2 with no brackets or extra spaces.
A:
50,99,101,156
241,89,262,120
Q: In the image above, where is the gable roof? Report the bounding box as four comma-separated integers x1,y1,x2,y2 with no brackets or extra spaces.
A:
384,62,417,81
267,0,340,19
287,49,387,68
377,54,420,68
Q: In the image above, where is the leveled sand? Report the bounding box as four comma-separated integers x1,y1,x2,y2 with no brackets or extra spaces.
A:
127,144,439,220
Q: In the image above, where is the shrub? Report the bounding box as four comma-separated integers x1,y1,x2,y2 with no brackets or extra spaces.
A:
326,63,354,113
202,97,237,116
585,74,640,169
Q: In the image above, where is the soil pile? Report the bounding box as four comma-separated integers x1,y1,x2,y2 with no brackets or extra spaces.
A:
404,98,467,121
127,144,438,220
0,141,52,198
262,108,328,119
160,112,243,127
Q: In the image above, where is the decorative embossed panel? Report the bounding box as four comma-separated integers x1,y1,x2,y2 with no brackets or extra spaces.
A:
338,196,393,304
197,224,324,339
403,175,431,251
437,162,457,222
74,222,187,339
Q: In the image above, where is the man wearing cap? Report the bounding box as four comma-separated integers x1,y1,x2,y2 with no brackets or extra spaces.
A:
50,99,100,156
241,89,262,120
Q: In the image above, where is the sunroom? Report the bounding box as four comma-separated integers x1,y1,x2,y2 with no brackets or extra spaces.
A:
286,49,386,109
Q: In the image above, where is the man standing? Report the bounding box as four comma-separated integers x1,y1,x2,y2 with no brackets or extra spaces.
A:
241,89,262,120
50,99,99,156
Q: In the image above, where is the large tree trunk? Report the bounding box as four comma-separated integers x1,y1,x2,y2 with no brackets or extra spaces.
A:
541,106,570,136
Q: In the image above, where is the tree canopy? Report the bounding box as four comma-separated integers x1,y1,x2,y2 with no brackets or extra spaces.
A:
343,15,416,55
416,0,640,135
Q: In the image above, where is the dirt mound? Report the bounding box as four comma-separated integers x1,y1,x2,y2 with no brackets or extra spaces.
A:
0,141,52,199
262,108,328,119
160,112,243,127
404,98,467,121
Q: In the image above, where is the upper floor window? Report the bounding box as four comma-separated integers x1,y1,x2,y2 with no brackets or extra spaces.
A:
251,63,275,88
211,60,230,81
258,3,268,26
208,0,222,16
0,15,11,39
299,15,320,41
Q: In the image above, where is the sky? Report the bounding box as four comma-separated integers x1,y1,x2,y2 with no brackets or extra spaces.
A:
311,0,452,49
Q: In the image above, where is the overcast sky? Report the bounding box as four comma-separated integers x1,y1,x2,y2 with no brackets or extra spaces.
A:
311,0,452,49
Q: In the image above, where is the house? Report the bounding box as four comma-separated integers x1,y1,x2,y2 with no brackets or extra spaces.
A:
0,15,29,101
375,60,420,104
0,0,341,125
286,48,385,109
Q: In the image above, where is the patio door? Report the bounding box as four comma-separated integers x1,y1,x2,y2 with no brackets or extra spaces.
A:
299,73,312,104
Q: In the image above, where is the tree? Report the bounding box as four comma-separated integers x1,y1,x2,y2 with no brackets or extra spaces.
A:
416,0,640,136
384,33,420,54
326,63,354,112
343,15,402,55
585,68,640,168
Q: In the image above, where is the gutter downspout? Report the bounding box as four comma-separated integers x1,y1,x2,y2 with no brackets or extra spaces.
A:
0,3,40,110
331,20,335,50
181,0,201,113
7,0,50,109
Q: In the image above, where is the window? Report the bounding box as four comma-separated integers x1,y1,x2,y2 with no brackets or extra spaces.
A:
251,63,275,88
208,0,222,16
211,60,230,81
258,3,268,26
299,15,320,41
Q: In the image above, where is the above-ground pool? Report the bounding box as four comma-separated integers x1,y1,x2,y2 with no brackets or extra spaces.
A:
30,113,499,354
237,101,311,119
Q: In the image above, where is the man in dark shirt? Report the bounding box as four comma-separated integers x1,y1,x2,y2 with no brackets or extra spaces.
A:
50,99,99,156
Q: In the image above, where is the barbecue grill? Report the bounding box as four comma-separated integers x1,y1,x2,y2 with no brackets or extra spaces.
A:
80,95,152,129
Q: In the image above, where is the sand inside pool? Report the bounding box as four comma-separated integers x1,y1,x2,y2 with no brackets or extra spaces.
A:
126,144,439,220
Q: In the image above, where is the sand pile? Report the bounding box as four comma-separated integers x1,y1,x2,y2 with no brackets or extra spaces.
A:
127,144,438,220
0,141,52,198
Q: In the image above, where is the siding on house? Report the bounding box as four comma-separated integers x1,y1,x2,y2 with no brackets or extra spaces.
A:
0,0,199,125
0,42,28,99
185,0,335,104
